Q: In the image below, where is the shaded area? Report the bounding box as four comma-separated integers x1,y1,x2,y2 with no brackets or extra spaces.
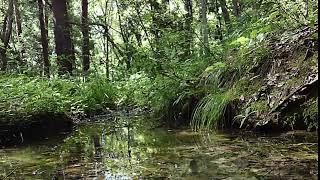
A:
0,115,73,147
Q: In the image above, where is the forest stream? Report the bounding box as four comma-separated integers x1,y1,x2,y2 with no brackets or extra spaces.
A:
0,0,318,179
0,114,318,180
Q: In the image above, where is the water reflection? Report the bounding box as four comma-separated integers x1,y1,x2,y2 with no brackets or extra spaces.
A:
0,116,318,179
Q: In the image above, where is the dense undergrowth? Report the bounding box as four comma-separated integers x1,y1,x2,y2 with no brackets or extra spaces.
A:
0,74,116,124
117,1,319,131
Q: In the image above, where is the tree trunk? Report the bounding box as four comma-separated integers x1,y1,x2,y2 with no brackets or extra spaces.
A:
13,0,22,35
52,0,75,75
81,0,90,75
305,0,309,18
149,0,161,40
105,27,110,79
38,0,50,77
232,0,241,18
214,0,223,40
129,19,142,47
219,0,231,26
184,0,193,57
134,5,155,53
13,0,25,70
200,0,209,55
0,0,14,71
104,1,110,79
116,0,131,72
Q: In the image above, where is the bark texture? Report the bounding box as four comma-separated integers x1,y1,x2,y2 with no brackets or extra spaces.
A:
52,0,75,75
38,0,50,77
0,0,14,71
200,0,209,55
81,0,90,74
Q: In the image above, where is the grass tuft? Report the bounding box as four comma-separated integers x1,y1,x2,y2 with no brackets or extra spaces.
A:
191,90,234,131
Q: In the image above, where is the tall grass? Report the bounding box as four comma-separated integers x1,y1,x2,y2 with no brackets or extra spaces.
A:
191,90,233,131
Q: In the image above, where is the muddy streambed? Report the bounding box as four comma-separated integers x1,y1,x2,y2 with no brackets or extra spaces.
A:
0,115,318,179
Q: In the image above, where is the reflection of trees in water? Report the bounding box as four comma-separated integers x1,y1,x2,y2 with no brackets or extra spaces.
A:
92,134,101,158
58,116,195,176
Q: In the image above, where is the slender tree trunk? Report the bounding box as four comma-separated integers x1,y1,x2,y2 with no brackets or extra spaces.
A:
13,0,22,40
38,0,50,77
129,19,142,47
184,0,193,57
219,0,231,26
149,0,160,40
116,0,131,71
104,1,109,79
200,0,209,55
81,0,90,75
13,0,22,35
13,0,25,70
215,0,223,40
105,27,110,79
149,0,170,62
0,0,14,71
134,4,155,53
133,29,142,47
305,0,309,18
52,0,75,75
232,0,241,18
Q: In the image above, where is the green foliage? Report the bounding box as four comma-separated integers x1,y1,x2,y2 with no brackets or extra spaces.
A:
82,76,116,113
116,72,153,107
201,62,228,89
0,74,116,123
303,98,318,131
116,72,184,115
191,90,234,131
232,78,262,98
148,76,182,113
248,100,269,113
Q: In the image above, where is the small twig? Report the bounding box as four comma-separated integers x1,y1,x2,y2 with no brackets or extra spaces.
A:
4,167,17,179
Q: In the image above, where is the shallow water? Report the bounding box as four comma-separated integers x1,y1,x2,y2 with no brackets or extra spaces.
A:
0,115,318,179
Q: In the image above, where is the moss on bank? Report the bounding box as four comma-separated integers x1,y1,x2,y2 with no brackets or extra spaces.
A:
188,24,318,131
